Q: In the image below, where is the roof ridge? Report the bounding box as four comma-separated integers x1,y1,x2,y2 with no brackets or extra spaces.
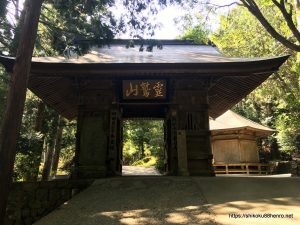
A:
73,38,211,46
228,110,275,131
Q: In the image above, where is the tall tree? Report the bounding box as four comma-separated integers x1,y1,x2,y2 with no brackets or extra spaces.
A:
0,0,43,223
123,120,164,166
210,3,300,154
51,116,64,177
240,0,300,52
41,113,59,181
198,0,300,52
0,68,8,121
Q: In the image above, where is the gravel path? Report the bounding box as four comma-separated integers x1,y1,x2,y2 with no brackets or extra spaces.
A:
34,177,216,225
122,166,161,176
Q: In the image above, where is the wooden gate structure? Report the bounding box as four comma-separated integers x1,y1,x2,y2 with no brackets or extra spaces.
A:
0,39,288,178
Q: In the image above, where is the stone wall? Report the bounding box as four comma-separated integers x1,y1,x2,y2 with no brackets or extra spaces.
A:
270,161,292,174
291,158,300,177
5,179,93,225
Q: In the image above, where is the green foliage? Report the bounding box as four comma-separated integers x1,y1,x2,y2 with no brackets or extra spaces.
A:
1,0,178,57
12,91,77,180
177,14,210,44
123,119,164,170
0,66,8,122
59,120,76,173
276,111,300,152
14,132,43,181
35,0,117,55
0,0,14,54
132,156,157,167
212,3,300,155
13,93,44,181
211,4,290,57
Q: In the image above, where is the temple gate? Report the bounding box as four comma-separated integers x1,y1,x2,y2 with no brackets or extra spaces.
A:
0,39,288,178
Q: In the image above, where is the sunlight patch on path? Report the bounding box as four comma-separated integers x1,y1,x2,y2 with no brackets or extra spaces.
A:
193,177,300,225
209,197,300,225
34,177,216,225
122,166,161,176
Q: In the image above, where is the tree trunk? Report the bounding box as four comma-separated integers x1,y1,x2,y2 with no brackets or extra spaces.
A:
270,138,280,160
41,114,59,181
51,116,64,177
0,0,43,223
29,101,46,181
241,0,300,51
35,101,45,132
41,145,53,181
294,0,300,30
15,0,20,20
9,0,26,56
140,141,145,158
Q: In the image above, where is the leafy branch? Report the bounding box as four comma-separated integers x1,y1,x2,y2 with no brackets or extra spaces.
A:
240,0,300,52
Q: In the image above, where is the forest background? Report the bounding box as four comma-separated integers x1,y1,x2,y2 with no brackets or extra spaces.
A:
0,0,299,181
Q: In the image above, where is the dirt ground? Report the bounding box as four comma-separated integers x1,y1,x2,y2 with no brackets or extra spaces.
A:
34,176,216,225
34,172,300,225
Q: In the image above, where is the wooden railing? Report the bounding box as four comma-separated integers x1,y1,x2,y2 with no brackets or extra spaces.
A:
213,163,272,175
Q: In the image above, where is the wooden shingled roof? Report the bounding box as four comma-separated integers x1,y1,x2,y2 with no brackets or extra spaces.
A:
0,40,289,119
210,110,275,137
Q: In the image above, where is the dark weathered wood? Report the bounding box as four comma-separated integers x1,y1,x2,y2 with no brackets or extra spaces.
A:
165,107,178,175
73,111,110,178
0,0,43,223
0,53,288,120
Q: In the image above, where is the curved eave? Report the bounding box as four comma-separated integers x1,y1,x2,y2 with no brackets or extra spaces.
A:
0,55,289,76
0,55,289,120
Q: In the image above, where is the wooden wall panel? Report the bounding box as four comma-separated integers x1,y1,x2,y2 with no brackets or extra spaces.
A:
240,140,259,163
212,140,240,163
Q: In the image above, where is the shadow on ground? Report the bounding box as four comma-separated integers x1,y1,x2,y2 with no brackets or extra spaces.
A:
34,177,216,225
194,177,300,204
34,176,300,225
194,176,300,225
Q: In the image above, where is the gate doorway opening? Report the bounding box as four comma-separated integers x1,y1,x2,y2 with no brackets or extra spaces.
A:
122,119,165,176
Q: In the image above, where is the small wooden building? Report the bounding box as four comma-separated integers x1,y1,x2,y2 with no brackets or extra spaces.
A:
210,110,274,164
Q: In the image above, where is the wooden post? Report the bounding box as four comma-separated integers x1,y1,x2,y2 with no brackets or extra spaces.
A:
74,111,109,178
0,0,43,223
177,130,189,176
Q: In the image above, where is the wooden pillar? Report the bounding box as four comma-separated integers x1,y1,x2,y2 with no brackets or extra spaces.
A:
73,111,109,178
182,106,214,176
174,80,214,176
107,108,122,176
177,130,189,175
165,107,178,175
72,80,117,178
